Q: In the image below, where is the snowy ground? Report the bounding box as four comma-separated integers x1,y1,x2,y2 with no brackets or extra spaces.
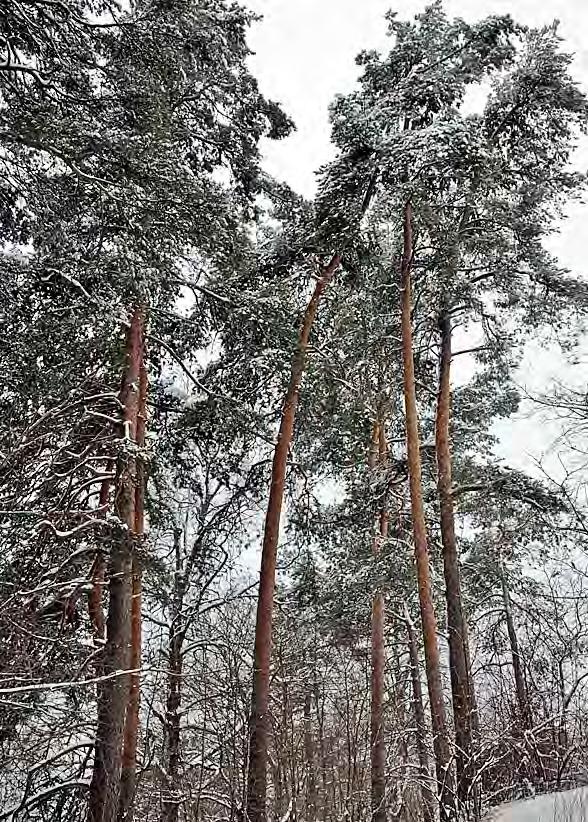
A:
487,788,588,821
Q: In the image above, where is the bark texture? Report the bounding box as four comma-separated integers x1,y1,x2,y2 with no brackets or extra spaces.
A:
118,363,148,822
399,203,455,821
88,307,144,822
246,255,341,822
435,312,474,805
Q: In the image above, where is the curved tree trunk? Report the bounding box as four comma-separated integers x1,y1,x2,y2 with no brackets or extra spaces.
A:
398,202,456,822
118,362,148,822
246,255,341,822
435,312,474,806
370,422,387,822
88,307,144,822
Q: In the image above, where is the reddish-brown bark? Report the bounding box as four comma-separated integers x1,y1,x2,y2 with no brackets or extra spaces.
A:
88,307,144,822
118,362,148,822
399,202,455,821
246,255,341,822
435,313,474,805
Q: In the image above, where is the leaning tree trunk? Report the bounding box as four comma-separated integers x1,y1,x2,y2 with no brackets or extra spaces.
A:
118,362,148,822
88,307,144,822
370,421,388,822
399,202,456,822
246,254,341,822
435,312,475,806
404,605,436,822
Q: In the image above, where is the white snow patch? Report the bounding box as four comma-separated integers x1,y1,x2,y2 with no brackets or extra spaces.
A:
487,788,588,821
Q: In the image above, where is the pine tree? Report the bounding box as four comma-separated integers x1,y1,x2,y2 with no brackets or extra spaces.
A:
246,252,341,822
0,0,291,817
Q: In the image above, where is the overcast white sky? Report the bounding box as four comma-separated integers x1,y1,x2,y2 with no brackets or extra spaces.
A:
244,0,588,478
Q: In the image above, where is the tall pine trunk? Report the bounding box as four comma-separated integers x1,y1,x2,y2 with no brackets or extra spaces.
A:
398,202,455,821
246,255,341,822
88,307,144,822
118,363,148,822
435,312,474,805
404,606,436,822
370,422,387,822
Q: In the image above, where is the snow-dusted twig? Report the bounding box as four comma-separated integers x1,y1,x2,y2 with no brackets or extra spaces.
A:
0,668,141,697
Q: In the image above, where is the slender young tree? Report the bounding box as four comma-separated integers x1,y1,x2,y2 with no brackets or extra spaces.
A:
303,685,318,822
370,421,387,822
500,560,532,733
160,527,185,822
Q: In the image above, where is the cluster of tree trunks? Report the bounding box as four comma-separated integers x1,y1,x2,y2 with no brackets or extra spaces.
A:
76,211,538,822
245,202,485,822
399,201,456,821
435,312,478,810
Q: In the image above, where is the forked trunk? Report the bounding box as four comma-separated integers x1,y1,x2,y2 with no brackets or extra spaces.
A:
370,422,387,822
88,307,144,822
118,363,148,822
246,255,341,822
398,202,455,821
435,312,474,805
